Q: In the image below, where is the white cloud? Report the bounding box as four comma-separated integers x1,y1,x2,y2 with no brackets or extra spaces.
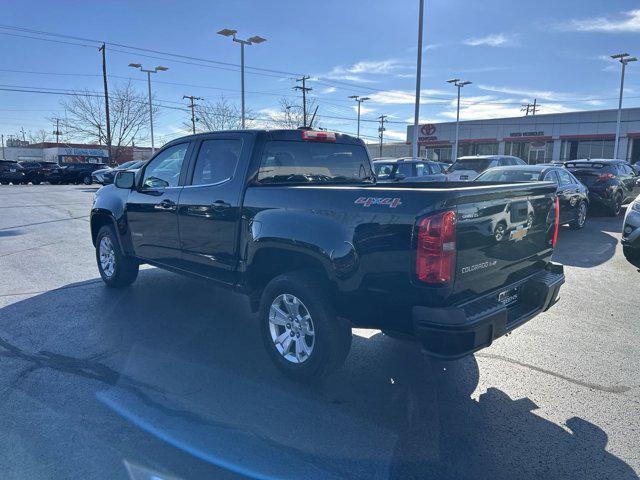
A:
366,89,449,105
563,9,640,33
463,33,512,47
319,86,337,94
477,84,572,101
383,130,407,141
320,58,409,82
439,98,572,121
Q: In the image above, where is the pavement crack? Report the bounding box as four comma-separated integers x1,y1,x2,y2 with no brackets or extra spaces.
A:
476,353,631,394
0,241,64,258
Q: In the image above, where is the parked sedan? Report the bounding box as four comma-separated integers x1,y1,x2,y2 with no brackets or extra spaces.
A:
622,194,640,269
373,158,447,182
16,161,59,184
563,159,640,216
92,160,145,185
0,160,26,184
475,164,589,229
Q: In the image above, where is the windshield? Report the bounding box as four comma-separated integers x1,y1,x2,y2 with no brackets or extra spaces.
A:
257,141,373,184
476,169,541,182
449,158,493,172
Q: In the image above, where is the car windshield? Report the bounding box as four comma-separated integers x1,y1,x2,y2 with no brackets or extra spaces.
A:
476,169,541,182
449,158,493,172
257,141,374,183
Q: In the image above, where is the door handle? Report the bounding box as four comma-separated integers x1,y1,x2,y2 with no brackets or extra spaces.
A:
210,200,231,210
155,199,176,211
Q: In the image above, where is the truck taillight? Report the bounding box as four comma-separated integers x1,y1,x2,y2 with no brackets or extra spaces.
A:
301,130,336,142
552,196,560,248
416,210,457,285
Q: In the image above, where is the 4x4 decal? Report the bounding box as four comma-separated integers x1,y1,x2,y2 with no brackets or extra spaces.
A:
354,196,403,208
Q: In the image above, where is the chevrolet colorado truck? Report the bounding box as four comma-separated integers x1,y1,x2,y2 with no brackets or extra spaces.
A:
90,129,565,381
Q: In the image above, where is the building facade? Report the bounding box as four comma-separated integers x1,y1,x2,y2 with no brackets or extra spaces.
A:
406,107,640,164
1,142,153,165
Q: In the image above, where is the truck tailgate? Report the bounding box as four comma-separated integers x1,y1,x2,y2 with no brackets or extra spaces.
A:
452,183,556,298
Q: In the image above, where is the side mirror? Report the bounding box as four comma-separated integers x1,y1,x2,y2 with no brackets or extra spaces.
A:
115,170,136,189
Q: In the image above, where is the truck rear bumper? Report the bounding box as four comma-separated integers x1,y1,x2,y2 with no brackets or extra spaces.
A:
412,263,565,359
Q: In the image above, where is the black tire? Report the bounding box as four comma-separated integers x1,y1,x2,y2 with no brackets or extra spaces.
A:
82,174,92,185
259,270,352,382
623,246,640,269
95,224,139,288
569,201,588,230
608,193,622,216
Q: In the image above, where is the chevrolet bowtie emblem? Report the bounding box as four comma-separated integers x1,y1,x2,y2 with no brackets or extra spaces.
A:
510,225,529,241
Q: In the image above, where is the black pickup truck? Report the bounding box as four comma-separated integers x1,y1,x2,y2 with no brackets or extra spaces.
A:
91,129,565,381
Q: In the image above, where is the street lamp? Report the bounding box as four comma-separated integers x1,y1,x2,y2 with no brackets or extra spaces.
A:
348,95,370,138
129,63,168,154
412,0,425,160
217,28,267,129
446,78,472,161
611,53,637,159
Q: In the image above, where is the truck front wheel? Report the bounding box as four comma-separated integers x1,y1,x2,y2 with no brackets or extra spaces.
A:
259,271,352,382
96,225,139,288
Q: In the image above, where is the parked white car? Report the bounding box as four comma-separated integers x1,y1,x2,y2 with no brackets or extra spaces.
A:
446,155,526,181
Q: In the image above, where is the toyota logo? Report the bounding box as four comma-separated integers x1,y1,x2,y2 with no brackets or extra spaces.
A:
421,124,436,135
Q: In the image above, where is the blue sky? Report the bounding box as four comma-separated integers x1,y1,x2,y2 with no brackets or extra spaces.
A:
2,0,640,145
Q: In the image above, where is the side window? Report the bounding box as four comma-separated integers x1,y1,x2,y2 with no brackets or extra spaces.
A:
557,169,572,186
415,163,429,176
429,163,441,174
543,170,559,184
141,143,189,189
191,139,242,186
397,163,413,177
623,164,634,175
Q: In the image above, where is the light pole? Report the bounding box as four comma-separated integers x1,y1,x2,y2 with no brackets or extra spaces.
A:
446,78,472,161
348,95,370,138
412,0,425,160
217,29,267,129
129,63,168,154
612,53,637,159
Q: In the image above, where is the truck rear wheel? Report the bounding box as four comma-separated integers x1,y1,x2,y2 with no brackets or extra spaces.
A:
96,225,139,288
259,270,352,382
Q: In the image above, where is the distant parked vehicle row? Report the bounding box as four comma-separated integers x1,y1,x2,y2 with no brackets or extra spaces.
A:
92,160,145,185
372,157,447,183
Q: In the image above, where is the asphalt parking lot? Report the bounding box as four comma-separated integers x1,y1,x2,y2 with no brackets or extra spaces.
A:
0,184,638,480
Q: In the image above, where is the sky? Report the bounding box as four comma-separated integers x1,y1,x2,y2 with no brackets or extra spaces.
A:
2,0,640,146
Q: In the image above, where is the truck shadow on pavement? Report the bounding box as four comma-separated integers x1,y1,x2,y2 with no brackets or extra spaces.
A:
553,211,625,268
0,269,637,480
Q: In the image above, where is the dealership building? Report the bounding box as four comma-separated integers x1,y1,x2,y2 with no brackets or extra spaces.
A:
404,107,640,164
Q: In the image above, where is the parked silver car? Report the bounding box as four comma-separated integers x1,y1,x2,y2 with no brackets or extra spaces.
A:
446,155,526,181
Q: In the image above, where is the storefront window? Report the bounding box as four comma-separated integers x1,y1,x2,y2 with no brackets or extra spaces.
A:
425,147,452,162
459,142,498,157
561,139,615,160
505,141,552,164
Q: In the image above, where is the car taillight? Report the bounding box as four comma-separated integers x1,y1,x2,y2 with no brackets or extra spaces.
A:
416,210,457,285
596,172,615,182
552,196,560,248
300,130,336,142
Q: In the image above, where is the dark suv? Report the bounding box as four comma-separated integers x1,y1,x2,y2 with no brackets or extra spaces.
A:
59,163,107,185
0,160,25,184
563,159,640,216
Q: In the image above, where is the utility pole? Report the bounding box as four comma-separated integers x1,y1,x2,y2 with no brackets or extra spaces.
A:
521,99,539,116
98,44,112,162
52,118,61,146
378,115,387,157
20,127,26,142
294,75,312,127
183,95,203,134
412,0,425,160
1,134,5,160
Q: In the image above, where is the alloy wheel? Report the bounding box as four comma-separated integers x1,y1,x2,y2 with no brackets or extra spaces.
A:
268,293,315,364
99,236,116,278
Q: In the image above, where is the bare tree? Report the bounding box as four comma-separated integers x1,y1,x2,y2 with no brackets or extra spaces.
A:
190,95,254,132
27,129,51,144
56,82,156,163
274,97,319,129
